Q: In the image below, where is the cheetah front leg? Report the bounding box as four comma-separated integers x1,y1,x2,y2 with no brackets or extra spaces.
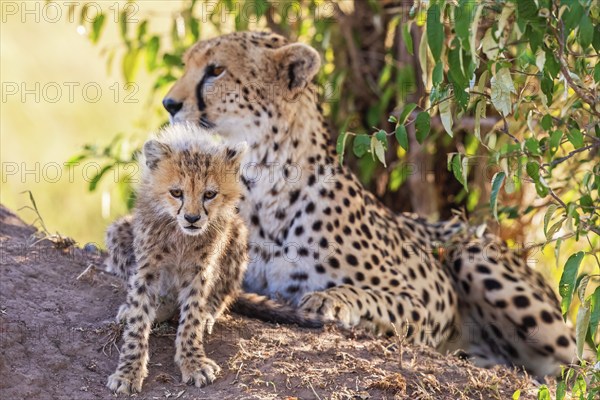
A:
299,284,455,348
107,259,159,394
175,278,221,387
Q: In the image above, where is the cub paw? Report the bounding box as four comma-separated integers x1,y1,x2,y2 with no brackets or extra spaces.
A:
180,357,221,387
299,291,359,328
115,303,130,322
107,370,144,395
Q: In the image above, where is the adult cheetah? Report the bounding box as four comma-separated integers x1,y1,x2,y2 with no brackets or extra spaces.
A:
109,31,579,377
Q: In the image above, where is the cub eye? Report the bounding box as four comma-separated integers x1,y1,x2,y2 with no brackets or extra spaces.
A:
169,189,183,198
204,190,217,200
206,65,225,78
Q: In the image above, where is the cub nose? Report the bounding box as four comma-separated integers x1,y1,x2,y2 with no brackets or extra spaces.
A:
184,214,201,224
162,98,183,116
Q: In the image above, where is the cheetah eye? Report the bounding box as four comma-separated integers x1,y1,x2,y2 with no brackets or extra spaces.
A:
206,65,225,78
204,190,218,200
169,189,183,198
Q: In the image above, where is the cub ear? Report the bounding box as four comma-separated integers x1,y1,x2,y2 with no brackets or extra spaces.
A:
224,141,248,168
273,43,321,94
143,140,171,169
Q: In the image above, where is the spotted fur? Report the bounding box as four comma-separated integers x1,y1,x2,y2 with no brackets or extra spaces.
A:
106,124,248,394
108,32,579,378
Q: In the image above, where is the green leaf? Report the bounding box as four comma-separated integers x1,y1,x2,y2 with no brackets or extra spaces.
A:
589,286,600,342
577,274,590,304
163,53,182,67
432,62,444,86
90,14,105,44
490,172,506,220
375,130,389,150
415,112,431,144
516,0,537,23
540,114,552,131
146,36,160,71
395,125,409,151
556,381,566,400
575,299,591,359
543,204,559,235
537,385,550,400
353,134,371,158
558,252,585,317
594,25,600,52
89,164,114,191
512,389,521,400
540,75,554,106
448,46,467,88
137,20,148,41
119,10,128,44
525,138,541,156
562,1,583,35
546,218,564,240
544,50,560,78
491,68,515,116
567,129,584,149
372,135,387,167
549,130,563,155
402,23,414,55
336,132,349,165
526,161,540,182
455,0,473,47
451,154,468,192
65,154,87,166
594,63,600,83
427,4,443,62
439,98,453,137
122,48,139,82
398,103,417,124
579,13,594,49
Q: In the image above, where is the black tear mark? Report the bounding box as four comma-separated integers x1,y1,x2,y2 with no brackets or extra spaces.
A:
195,71,210,111
287,62,298,90
226,148,237,160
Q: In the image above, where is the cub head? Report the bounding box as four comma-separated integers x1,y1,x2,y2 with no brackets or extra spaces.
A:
139,124,246,236
162,31,321,144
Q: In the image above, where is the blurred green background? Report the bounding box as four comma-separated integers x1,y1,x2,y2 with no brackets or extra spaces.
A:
1,2,180,245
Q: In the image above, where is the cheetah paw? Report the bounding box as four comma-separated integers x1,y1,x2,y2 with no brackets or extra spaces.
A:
197,312,216,335
180,357,221,387
107,371,143,394
299,291,359,328
115,304,129,322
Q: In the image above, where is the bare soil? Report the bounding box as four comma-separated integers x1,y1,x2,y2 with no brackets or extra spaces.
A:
0,204,543,399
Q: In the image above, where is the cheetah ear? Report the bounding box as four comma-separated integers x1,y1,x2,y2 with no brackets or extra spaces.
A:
223,141,248,169
273,43,321,94
143,140,171,170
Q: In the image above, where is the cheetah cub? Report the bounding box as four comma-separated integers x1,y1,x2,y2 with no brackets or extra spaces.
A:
106,124,248,394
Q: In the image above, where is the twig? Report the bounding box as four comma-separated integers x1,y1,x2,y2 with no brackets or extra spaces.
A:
542,142,600,168
554,19,600,118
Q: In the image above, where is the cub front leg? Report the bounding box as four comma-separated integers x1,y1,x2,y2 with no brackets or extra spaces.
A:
107,259,159,394
204,231,248,334
175,278,221,387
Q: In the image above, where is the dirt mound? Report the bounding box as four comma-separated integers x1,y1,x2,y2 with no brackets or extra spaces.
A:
0,205,540,399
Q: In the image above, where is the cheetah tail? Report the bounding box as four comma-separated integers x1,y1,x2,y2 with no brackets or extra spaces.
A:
231,292,324,329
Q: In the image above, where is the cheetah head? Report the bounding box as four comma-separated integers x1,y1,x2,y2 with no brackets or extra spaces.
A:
162,31,321,145
139,124,246,236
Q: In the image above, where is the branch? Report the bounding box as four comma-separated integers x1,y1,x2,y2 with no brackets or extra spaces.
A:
542,142,600,168
555,20,600,118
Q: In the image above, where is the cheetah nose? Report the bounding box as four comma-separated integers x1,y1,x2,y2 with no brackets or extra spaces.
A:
163,98,183,116
184,214,201,224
